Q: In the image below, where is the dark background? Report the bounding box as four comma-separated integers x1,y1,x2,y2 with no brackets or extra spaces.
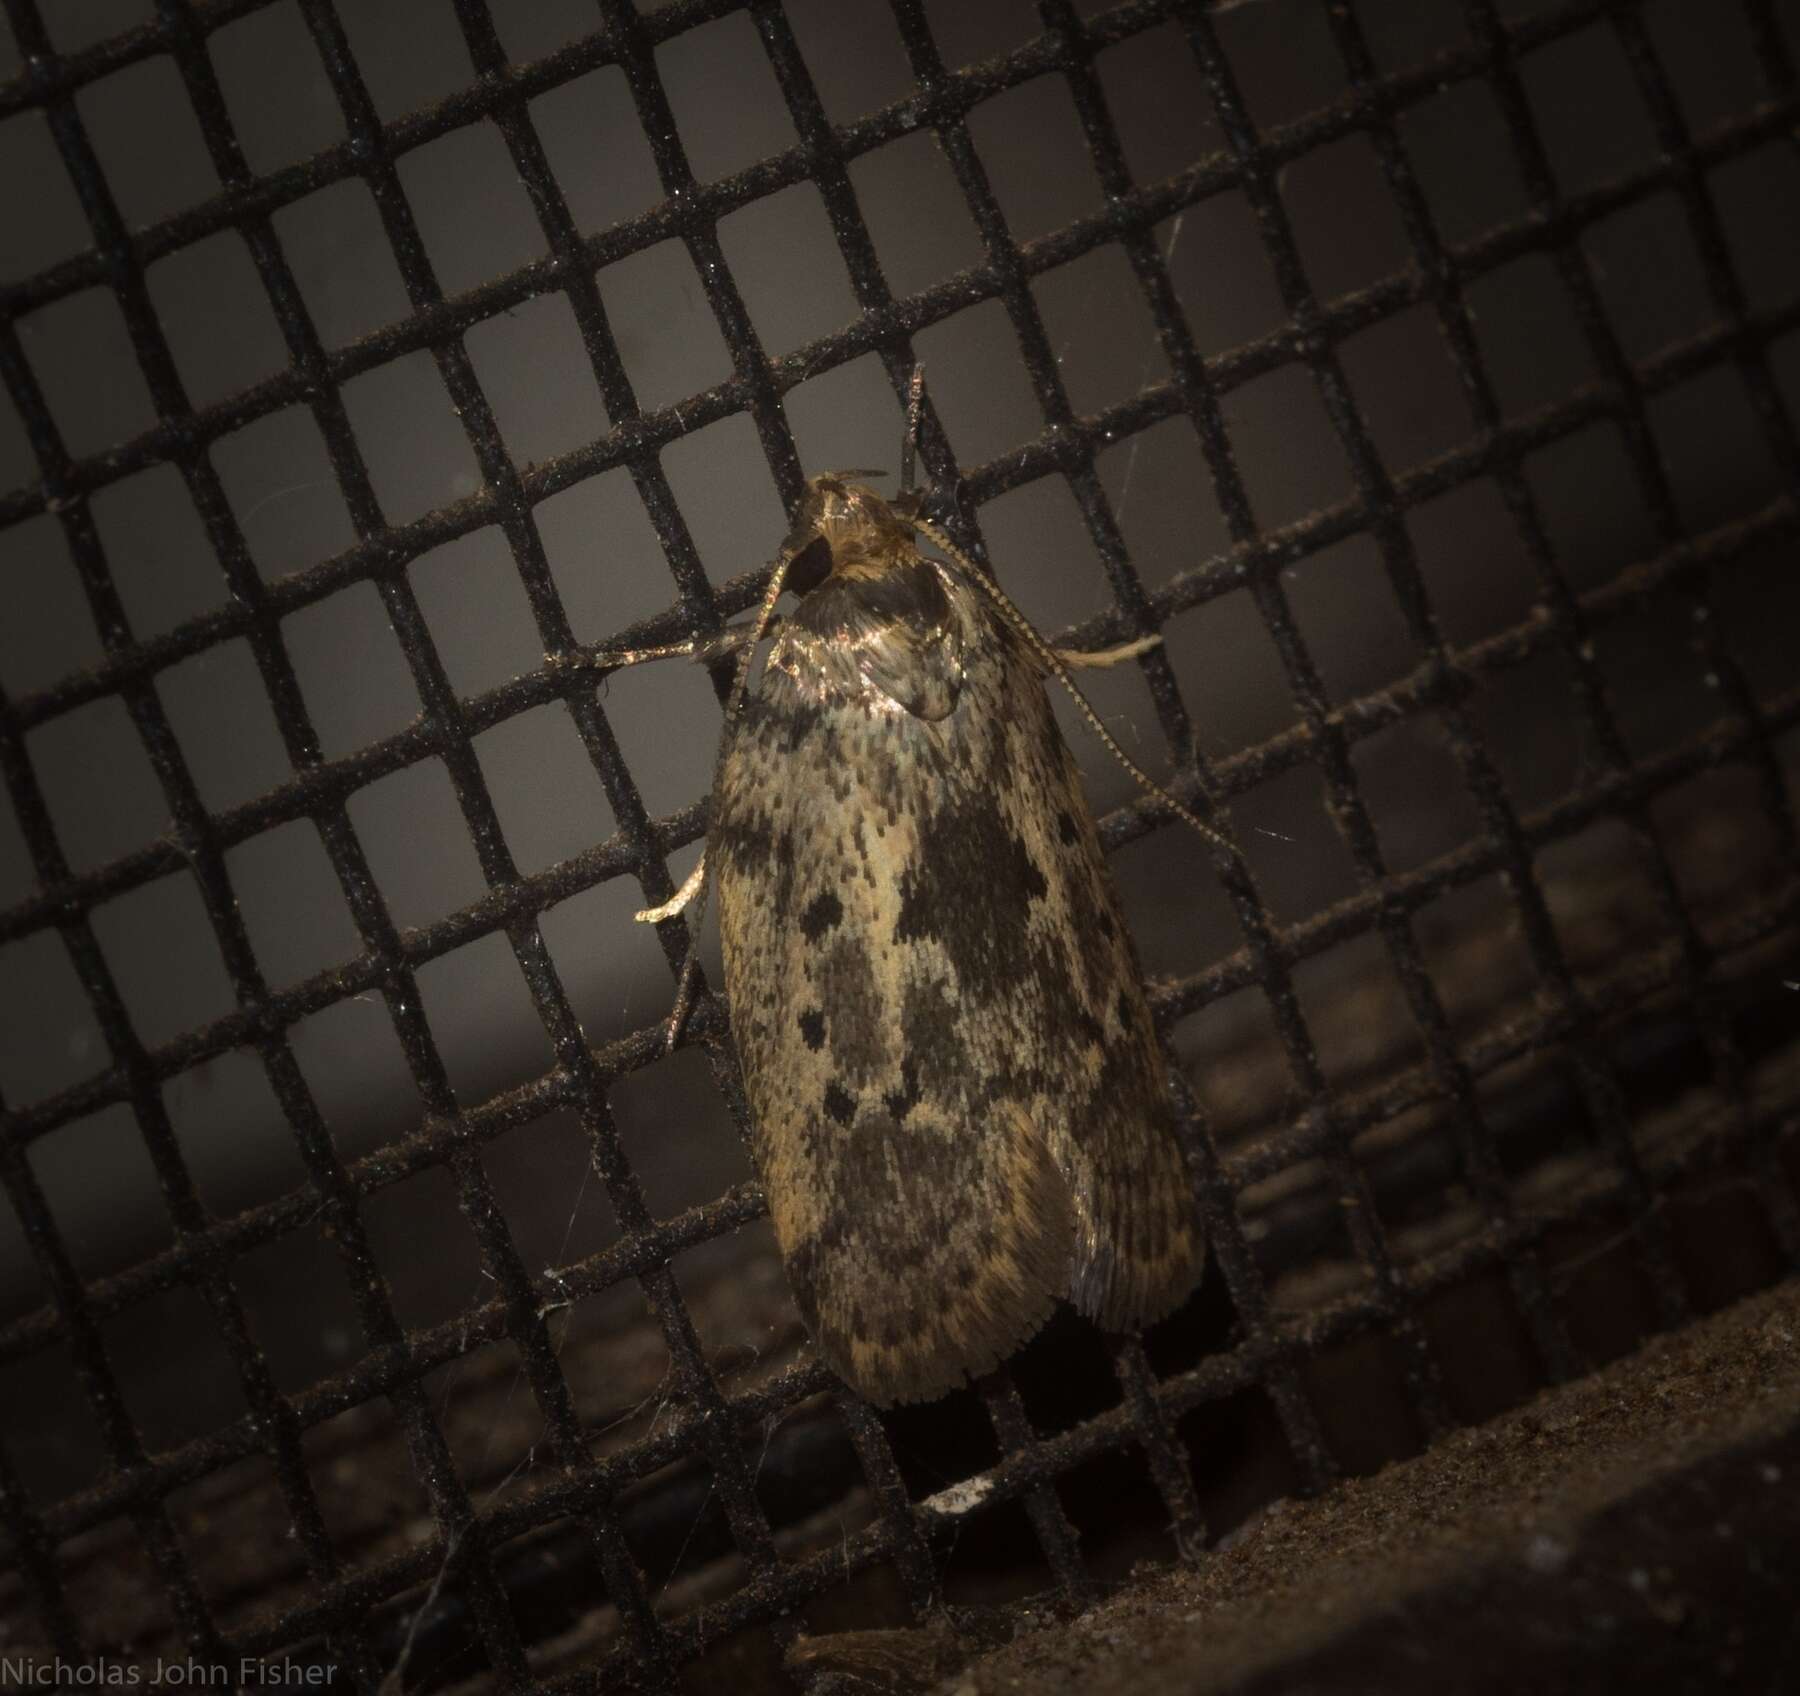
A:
0,0,1797,1674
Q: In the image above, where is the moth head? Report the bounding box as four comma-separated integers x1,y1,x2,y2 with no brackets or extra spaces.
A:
784,473,916,592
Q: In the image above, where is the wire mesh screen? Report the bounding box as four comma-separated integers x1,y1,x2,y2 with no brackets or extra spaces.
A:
2,0,1798,1688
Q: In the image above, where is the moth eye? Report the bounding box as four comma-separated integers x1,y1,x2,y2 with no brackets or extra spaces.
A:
785,533,834,596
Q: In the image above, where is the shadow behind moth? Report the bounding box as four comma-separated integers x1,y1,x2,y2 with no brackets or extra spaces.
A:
622,472,1207,1405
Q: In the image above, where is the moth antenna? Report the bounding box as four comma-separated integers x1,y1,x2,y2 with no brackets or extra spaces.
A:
909,513,1235,860
659,543,798,1051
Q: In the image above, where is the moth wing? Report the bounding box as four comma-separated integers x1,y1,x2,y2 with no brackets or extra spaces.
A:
713,554,1199,1403
915,566,1203,1334
852,606,961,721
713,675,1076,1402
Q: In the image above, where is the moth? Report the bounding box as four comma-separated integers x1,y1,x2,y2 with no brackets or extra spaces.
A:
599,378,1214,1404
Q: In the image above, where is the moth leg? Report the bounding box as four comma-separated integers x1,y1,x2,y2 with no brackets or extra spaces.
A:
1054,632,1162,670
697,618,804,667
634,853,707,924
576,618,781,673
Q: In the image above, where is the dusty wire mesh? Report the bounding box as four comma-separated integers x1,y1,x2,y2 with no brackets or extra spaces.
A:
1,0,1799,1688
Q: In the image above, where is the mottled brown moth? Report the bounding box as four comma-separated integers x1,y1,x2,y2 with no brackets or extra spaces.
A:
600,377,1216,1404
